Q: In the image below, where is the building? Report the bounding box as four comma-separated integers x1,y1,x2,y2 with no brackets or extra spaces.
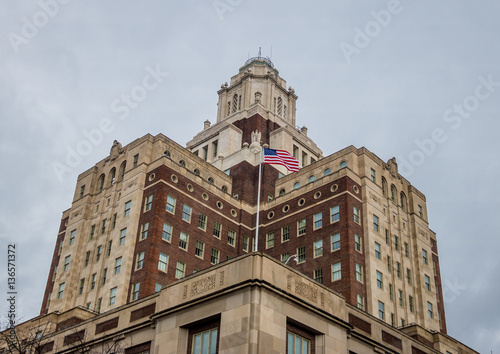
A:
17,56,475,352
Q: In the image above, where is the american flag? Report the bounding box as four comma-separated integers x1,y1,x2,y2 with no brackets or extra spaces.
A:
263,148,299,172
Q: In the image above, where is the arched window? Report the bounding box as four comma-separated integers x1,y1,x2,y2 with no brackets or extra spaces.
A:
293,182,300,190
221,185,228,193
232,94,238,113
382,177,387,197
193,169,200,176
308,176,315,183
109,168,116,186
339,161,347,169
208,177,214,185
324,168,331,176
98,174,105,193
283,105,287,118
400,192,407,212
277,97,282,116
279,188,286,196
227,101,230,116
119,161,126,181
163,150,171,158
391,184,397,204
179,160,186,167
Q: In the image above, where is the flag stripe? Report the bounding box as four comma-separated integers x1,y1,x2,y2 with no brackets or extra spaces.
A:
263,148,299,172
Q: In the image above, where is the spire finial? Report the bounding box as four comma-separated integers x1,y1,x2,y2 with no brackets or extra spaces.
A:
258,47,261,59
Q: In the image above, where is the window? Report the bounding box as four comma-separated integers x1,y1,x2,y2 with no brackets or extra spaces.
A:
314,269,323,283
140,222,149,240
425,275,431,291
354,234,362,252
179,232,189,250
287,331,311,354
396,262,401,278
213,222,221,238
400,192,407,212
293,182,300,190
166,196,176,213
102,268,107,285
404,242,409,257
84,251,90,267
385,229,389,244
356,264,363,282
387,256,392,272
182,204,192,222
242,236,248,252
98,174,105,192
376,271,383,289
314,240,323,257
353,206,360,223
428,302,433,319
378,301,385,320
301,151,307,167
339,161,347,169
422,249,428,264
131,282,140,301
409,296,414,312
64,255,71,271
399,289,404,306
212,140,218,158
391,184,397,204
175,262,186,279
332,262,341,281
120,228,127,245
192,327,218,354
136,252,145,270
390,313,395,327
297,246,306,263
293,145,298,158
407,268,412,285
107,240,112,256
101,219,107,234
375,242,381,259
69,230,76,245
282,225,290,242
394,236,399,250
281,253,289,263
119,161,126,181
308,175,315,183
162,223,172,242
370,168,376,182
89,225,95,240
155,283,163,292
58,283,65,299
133,154,139,168
211,248,220,265
79,185,85,198
158,252,168,271
96,246,102,262
389,284,393,300
124,200,131,216
114,257,122,274
109,287,117,305
78,279,85,295
331,233,341,251
90,273,97,290
228,230,236,246
382,177,387,196
313,213,322,229
418,204,423,218
372,214,379,231
195,240,205,258
297,219,306,236
266,232,274,249
330,206,340,223
357,294,364,310
198,213,207,230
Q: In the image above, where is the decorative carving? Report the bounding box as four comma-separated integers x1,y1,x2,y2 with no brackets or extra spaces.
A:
219,271,224,286
191,275,216,296
385,157,398,177
321,293,325,307
287,275,292,290
182,285,188,299
104,140,126,164
295,280,317,303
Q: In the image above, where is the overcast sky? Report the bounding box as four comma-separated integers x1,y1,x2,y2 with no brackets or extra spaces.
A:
1,1,499,352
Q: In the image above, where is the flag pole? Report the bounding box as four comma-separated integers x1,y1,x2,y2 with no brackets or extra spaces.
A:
254,147,263,252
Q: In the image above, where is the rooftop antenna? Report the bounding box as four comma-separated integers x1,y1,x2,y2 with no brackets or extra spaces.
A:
258,47,262,59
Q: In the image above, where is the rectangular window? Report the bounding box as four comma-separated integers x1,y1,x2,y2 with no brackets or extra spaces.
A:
175,261,186,279
58,283,65,299
314,239,323,257
78,279,85,295
95,246,102,262
385,229,389,244
373,215,379,232
281,225,290,242
158,252,168,271
387,256,392,272
399,289,404,306
378,301,385,320
182,204,192,222
266,232,274,249
409,296,414,312
109,287,117,305
297,219,306,236
396,262,401,278
162,223,172,242
428,302,433,318
198,213,207,230
101,268,107,285
192,327,218,354
166,195,176,213
179,232,189,250
101,219,107,234
107,240,112,257
228,230,236,246
140,222,149,240
301,151,307,167
243,236,248,252
332,262,341,281
64,255,71,271
287,330,311,354
376,271,383,289
330,205,340,223
313,213,322,229
391,313,395,327
133,154,139,168
281,253,290,263
354,234,362,252
370,168,376,182
114,257,122,274
136,252,145,270
418,204,423,218
155,283,163,292
211,248,220,265
422,249,428,264
356,264,363,282
314,269,323,283
195,241,204,258
331,233,340,251
357,294,364,310
90,273,96,290
213,222,221,238
297,246,306,263
407,268,412,285
404,242,409,257
84,251,90,267
89,225,95,240
131,282,140,301
353,206,360,223
120,228,127,245
111,213,117,230
389,283,393,301
69,230,76,245
124,200,131,216
79,185,85,198
394,235,399,250
425,275,431,291
375,242,381,259
212,140,218,158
